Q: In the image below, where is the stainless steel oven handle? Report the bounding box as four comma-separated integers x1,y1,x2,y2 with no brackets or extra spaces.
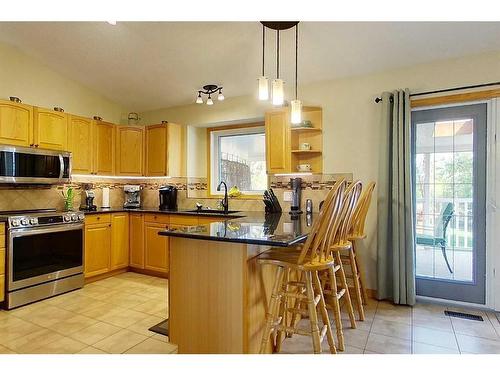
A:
9,223,83,237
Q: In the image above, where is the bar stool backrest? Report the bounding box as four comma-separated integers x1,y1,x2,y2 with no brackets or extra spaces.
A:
350,181,376,238
333,180,362,246
297,178,346,265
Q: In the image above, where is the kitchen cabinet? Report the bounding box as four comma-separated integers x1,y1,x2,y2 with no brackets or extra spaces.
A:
0,223,5,303
265,106,323,174
129,213,145,269
84,217,112,278
94,120,115,175
265,109,291,174
145,123,186,177
116,125,144,176
33,107,69,150
69,115,94,174
144,214,169,273
110,213,129,270
0,99,33,147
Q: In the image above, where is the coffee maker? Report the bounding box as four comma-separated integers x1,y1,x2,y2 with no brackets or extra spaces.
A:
289,177,302,215
80,188,97,211
159,186,177,210
124,185,141,208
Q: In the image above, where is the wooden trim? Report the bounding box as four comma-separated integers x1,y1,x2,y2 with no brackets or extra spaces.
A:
129,267,168,279
411,89,500,108
206,122,265,200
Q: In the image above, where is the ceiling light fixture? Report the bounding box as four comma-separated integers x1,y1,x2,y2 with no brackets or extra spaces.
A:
258,22,300,109
195,85,224,106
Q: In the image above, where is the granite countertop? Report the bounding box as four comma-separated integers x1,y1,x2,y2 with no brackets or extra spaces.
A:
158,211,315,247
82,207,245,218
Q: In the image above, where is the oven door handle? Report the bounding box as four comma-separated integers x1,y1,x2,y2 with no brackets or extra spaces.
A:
9,223,83,237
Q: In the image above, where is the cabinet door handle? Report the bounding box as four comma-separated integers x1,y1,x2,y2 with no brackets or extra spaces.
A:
30,144,34,147
96,217,100,220
35,144,39,148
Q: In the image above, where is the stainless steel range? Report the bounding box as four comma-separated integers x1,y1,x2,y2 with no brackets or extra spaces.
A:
1,209,85,309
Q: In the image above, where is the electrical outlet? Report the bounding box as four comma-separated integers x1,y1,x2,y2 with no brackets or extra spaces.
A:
283,191,293,202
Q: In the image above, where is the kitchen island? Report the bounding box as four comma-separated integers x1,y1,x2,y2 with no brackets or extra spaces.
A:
158,212,315,354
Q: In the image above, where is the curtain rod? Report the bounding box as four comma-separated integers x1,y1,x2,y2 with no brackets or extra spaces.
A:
374,81,500,103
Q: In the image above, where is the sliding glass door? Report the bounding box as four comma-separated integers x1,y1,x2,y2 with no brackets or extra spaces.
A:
412,103,487,304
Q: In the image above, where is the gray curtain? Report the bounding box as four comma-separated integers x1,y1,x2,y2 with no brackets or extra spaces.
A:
377,89,416,306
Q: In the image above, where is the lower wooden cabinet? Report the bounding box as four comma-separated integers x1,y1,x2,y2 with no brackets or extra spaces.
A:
144,221,169,273
129,213,145,269
111,213,129,270
84,221,112,278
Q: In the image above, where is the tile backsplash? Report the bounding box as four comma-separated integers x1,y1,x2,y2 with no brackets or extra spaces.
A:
0,173,353,213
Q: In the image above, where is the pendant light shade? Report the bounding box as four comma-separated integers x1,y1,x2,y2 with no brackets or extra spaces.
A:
272,79,284,106
217,89,225,101
206,95,214,106
258,76,269,100
291,99,302,124
196,92,203,104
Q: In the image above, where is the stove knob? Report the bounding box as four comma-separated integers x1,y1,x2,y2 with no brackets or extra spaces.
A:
21,218,28,225
78,213,85,221
71,215,77,221
30,218,37,225
11,219,20,227
63,215,71,222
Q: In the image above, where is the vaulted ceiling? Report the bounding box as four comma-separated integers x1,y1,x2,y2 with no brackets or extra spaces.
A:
1,22,500,111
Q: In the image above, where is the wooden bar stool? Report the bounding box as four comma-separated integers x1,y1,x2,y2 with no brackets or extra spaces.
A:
322,180,362,349
258,179,346,354
340,182,376,320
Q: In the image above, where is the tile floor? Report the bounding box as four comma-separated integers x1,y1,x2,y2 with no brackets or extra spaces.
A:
281,298,500,354
1,272,500,354
0,272,177,354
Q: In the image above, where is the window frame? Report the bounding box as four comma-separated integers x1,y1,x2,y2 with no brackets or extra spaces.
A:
207,122,266,199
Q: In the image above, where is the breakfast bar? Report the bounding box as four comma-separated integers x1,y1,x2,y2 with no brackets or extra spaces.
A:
158,212,314,354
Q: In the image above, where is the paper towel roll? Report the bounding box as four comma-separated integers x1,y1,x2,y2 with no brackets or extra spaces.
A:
102,187,110,208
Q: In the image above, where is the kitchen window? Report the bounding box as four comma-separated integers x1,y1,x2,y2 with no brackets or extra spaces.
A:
208,124,267,197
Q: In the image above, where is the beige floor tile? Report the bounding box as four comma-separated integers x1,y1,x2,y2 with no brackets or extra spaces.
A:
151,333,170,342
365,333,411,354
63,298,108,314
336,345,364,354
93,329,148,354
99,308,150,328
451,318,500,340
280,334,317,354
21,305,75,328
106,292,152,309
76,346,108,354
125,337,177,354
30,336,87,354
0,345,16,354
412,342,459,354
79,303,124,320
340,327,369,349
374,306,412,325
363,349,379,354
68,321,122,345
456,333,500,354
0,318,45,344
132,299,168,315
47,314,99,335
412,326,458,350
412,315,453,332
127,315,164,337
3,328,65,353
412,302,447,318
341,316,373,332
371,317,411,340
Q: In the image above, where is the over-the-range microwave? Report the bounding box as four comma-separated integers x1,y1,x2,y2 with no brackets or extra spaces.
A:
0,145,71,184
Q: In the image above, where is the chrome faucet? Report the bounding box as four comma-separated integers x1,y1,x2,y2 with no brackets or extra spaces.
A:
217,181,229,215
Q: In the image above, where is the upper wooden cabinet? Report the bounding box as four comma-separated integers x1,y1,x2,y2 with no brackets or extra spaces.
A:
265,106,323,174
69,115,93,174
265,109,291,174
0,99,33,147
116,125,144,176
33,107,69,150
145,123,186,177
94,120,115,175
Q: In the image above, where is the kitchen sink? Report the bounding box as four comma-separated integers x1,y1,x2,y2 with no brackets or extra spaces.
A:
185,209,241,215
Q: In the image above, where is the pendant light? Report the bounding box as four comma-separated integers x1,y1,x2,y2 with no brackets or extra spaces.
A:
258,24,269,100
290,24,302,124
272,29,284,106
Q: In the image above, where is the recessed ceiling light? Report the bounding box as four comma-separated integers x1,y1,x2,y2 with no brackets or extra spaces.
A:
106,21,117,26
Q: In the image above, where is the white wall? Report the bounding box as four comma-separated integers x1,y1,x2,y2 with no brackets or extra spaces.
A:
143,51,500,291
0,42,125,123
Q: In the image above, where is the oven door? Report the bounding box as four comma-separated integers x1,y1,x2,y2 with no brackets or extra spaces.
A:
8,224,84,291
